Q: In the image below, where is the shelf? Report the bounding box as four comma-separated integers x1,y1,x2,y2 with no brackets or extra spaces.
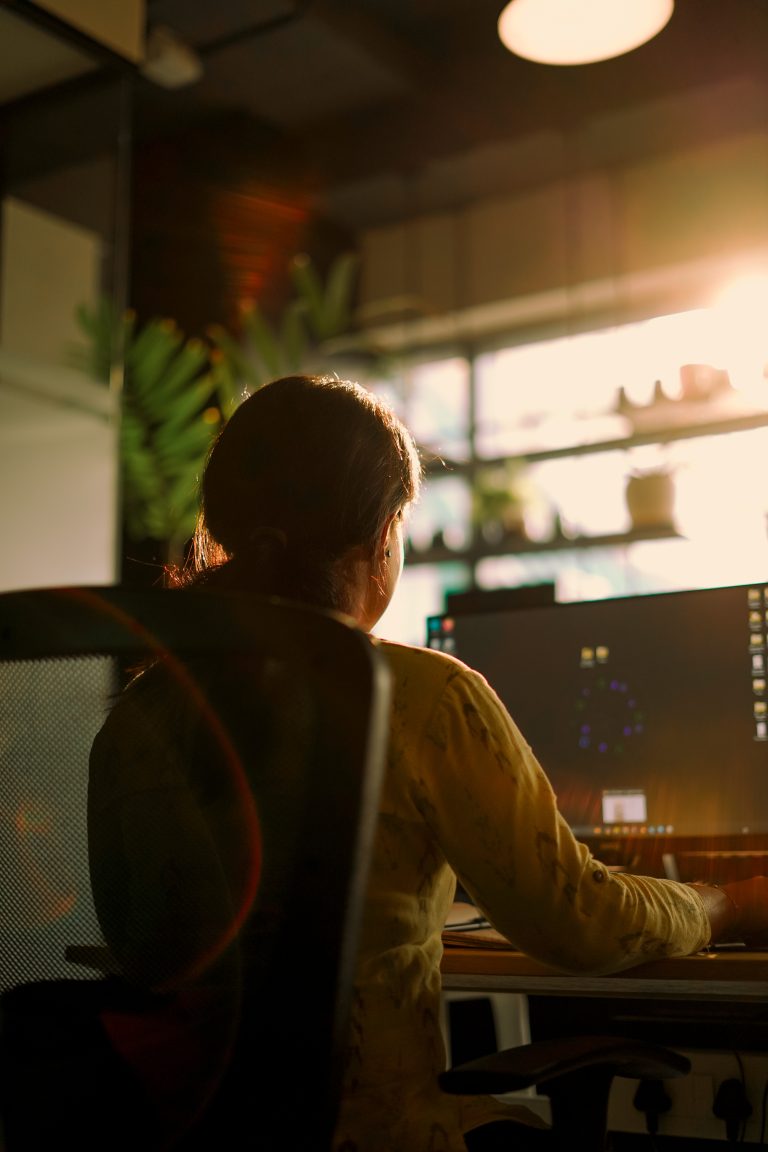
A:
412,407,767,572
406,525,684,567
428,410,768,474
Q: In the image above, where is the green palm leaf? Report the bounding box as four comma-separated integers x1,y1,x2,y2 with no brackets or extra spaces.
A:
241,304,283,378
73,249,362,560
75,300,217,553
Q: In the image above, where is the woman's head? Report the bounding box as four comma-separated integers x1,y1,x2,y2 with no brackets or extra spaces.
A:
192,374,422,619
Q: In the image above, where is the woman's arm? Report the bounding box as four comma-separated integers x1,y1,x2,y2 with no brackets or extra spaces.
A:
413,664,714,974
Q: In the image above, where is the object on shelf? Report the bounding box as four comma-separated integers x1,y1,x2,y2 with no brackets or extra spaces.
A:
404,523,684,566
430,528,468,553
616,367,766,436
625,467,676,531
549,510,578,543
473,460,532,545
478,521,529,548
678,363,731,402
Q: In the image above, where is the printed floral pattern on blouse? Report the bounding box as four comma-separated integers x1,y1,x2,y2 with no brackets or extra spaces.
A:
331,641,708,1151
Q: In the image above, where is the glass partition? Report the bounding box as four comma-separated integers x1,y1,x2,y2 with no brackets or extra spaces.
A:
0,7,132,591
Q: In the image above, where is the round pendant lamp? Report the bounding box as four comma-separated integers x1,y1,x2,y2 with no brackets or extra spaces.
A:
497,0,674,66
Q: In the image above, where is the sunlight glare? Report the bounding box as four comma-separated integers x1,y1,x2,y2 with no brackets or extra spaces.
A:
710,271,768,398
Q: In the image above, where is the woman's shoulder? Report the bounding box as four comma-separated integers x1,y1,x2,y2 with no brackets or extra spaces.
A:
372,638,521,739
372,637,488,693
373,636,459,666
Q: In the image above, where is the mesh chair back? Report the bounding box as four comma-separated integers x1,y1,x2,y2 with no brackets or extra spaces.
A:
0,586,390,1150
0,646,109,989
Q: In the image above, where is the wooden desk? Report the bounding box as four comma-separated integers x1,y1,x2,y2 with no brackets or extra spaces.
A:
441,947,768,1003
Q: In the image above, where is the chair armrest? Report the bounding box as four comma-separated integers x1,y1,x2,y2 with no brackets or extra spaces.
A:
439,1034,691,1095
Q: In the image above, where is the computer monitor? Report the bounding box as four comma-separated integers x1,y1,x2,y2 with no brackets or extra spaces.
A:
426,582,768,842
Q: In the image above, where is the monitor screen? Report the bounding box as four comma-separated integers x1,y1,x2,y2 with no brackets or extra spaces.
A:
426,582,768,840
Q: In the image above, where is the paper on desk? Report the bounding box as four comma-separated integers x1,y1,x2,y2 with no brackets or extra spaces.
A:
442,902,518,950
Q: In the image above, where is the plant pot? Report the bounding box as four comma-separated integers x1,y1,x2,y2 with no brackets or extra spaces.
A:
625,471,676,531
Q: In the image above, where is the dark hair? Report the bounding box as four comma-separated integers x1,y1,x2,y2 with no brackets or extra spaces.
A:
185,374,422,613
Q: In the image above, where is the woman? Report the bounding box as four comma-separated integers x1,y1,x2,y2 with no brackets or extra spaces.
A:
90,374,767,1151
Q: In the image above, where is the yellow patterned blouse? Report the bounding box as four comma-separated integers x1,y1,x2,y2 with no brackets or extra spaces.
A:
331,640,710,1152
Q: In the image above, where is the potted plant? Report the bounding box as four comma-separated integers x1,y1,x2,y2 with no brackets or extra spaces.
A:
72,300,219,566
473,461,532,546
72,251,363,568
625,465,677,531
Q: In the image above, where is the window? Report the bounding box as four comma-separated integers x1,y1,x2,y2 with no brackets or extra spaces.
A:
369,284,768,645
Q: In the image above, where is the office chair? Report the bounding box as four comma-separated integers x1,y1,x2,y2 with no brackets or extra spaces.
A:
0,585,391,1152
441,1031,690,1150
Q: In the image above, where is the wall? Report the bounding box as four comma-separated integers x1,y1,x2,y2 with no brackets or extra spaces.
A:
0,378,118,592
0,3,135,593
358,78,768,349
0,198,118,592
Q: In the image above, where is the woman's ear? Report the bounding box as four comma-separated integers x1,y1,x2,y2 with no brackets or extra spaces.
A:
379,513,398,560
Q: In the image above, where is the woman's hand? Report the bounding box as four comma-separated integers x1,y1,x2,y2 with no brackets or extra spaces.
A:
689,876,768,945
719,877,768,944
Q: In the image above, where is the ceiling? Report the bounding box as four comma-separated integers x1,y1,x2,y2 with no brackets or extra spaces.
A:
132,0,768,230
0,6,96,105
3,0,768,337
2,0,768,234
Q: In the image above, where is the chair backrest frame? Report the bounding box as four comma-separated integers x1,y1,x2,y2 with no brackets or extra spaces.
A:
0,585,391,1149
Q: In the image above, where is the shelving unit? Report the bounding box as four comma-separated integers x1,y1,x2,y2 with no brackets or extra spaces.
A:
407,408,768,572
430,409,768,473
407,525,683,568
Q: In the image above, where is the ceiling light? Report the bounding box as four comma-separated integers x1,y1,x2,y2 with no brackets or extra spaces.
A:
140,26,203,89
497,0,674,66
